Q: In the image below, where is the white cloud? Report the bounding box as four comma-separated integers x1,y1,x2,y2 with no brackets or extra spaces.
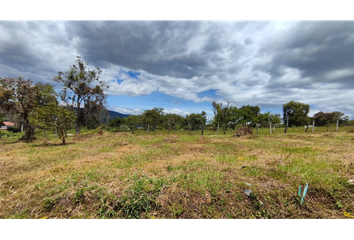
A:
108,106,143,115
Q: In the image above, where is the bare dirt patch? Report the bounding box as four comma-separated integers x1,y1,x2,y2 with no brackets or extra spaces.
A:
164,135,178,143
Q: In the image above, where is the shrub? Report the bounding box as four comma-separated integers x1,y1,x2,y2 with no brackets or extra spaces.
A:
7,127,21,133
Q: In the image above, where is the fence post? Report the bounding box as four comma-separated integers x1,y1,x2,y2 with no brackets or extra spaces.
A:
312,120,315,132
269,122,272,134
336,120,339,132
217,123,219,135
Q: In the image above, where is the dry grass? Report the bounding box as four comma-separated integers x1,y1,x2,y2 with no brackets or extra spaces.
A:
0,128,353,219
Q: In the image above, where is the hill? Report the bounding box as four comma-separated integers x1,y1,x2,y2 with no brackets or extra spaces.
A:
107,109,130,119
71,107,130,119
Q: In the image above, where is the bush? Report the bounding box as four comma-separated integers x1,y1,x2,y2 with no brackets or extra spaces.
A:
7,127,21,133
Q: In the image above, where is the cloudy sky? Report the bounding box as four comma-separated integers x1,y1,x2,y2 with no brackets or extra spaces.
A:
1,20,353,119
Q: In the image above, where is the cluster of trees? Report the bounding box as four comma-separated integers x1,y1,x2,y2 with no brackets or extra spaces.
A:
0,56,108,144
107,100,349,135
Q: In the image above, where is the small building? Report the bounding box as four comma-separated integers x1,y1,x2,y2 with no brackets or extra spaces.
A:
0,121,16,131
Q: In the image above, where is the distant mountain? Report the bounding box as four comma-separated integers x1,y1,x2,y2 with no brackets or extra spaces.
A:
71,107,129,119
107,110,130,119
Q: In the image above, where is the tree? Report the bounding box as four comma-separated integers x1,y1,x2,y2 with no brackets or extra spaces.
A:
313,111,348,128
142,107,164,132
201,111,207,135
226,106,241,130
183,113,204,131
29,103,77,145
283,101,310,127
256,112,281,128
54,56,107,134
163,113,185,131
212,101,232,134
126,115,141,134
108,117,126,131
238,105,261,127
0,77,42,141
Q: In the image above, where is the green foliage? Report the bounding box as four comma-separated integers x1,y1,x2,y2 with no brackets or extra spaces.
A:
238,105,261,126
54,56,108,134
126,115,141,133
142,107,164,131
29,103,77,144
283,101,310,127
163,113,184,130
183,112,205,131
256,112,281,127
6,126,21,133
313,111,348,126
0,77,54,140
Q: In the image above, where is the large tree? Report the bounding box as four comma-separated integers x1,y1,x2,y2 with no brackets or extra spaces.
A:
212,101,232,134
283,101,310,127
238,105,261,127
183,112,205,131
142,107,164,132
126,115,141,134
313,111,348,127
163,113,185,131
29,103,77,145
0,77,51,141
54,56,107,134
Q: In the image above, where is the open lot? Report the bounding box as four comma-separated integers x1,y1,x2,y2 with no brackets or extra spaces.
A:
0,127,353,219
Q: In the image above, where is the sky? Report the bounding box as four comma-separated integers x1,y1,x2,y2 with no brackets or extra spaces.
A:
1,19,354,120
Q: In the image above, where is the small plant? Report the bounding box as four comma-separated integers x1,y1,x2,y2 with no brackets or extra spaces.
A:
336,201,344,210
43,198,55,211
73,188,85,203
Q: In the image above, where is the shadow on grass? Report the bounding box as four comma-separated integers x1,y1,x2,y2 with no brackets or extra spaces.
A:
33,142,76,148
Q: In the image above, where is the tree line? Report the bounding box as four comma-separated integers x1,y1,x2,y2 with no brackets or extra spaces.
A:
108,101,349,135
1,56,350,143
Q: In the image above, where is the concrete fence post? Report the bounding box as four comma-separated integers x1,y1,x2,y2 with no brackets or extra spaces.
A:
312,120,315,133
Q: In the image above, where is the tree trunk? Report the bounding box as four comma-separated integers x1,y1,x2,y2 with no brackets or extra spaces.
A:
131,127,134,134
60,130,66,145
217,123,219,135
327,123,329,131
147,124,149,134
44,129,47,138
201,125,204,135
22,120,36,141
0,131,2,139
76,100,80,135
305,123,309,132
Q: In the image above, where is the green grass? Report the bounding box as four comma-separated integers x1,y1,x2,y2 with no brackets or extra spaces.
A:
1,126,353,219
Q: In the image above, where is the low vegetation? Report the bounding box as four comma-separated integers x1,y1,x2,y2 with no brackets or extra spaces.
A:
1,126,353,219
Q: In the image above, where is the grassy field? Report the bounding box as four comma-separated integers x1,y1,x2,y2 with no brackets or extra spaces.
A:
1,126,354,219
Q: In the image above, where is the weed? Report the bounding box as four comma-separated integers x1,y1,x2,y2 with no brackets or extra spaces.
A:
43,198,55,211
73,188,85,203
